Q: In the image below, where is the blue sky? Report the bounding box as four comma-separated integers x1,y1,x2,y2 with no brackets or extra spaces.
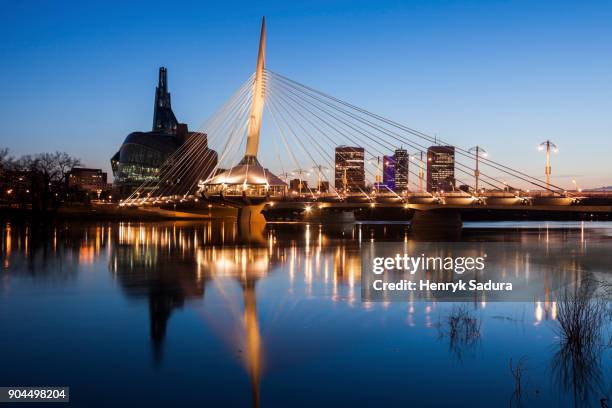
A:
0,0,611,188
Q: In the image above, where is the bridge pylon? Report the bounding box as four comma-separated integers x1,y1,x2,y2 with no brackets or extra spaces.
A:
199,17,287,224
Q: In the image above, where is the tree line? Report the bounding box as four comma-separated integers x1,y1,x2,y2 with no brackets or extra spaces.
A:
0,148,83,212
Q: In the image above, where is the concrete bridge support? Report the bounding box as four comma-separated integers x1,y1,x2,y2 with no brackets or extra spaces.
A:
238,204,267,226
237,204,267,243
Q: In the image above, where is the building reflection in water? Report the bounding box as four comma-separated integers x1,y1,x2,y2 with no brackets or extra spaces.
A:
2,220,611,405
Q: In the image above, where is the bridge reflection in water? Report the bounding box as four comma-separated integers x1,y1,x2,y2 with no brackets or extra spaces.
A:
76,221,604,405
2,221,610,406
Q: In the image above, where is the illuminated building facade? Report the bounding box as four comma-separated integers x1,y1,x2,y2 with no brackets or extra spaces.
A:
334,146,365,192
393,149,409,192
382,155,395,190
427,146,455,192
111,67,217,198
67,168,108,193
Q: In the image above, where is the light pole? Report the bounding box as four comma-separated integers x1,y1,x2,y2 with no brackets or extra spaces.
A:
538,140,558,192
402,153,409,193
312,164,328,193
278,172,290,183
278,172,290,197
410,152,426,192
367,156,382,192
468,146,487,194
293,168,309,195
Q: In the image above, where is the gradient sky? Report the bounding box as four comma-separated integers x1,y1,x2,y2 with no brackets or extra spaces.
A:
0,0,611,188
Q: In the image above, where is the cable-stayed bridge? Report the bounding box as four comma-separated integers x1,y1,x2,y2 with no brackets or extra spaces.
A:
120,18,611,228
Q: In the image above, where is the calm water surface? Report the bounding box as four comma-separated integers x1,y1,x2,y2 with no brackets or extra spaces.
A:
1,220,611,407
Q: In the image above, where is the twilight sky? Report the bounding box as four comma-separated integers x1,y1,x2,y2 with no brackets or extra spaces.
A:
0,0,611,188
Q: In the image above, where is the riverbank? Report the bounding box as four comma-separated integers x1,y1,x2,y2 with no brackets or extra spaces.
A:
0,204,238,222
1,203,609,223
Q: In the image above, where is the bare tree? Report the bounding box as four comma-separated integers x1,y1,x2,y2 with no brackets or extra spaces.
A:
0,148,15,173
436,304,481,360
0,148,9,167
7,151,81,211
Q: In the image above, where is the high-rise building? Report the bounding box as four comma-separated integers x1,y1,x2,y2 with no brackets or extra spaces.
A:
335,146,365,192
382,155,395,190
427,146,455,192
111,67,218,198
394,149,409,192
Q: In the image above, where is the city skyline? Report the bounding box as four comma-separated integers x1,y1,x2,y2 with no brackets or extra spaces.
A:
1,1,611,188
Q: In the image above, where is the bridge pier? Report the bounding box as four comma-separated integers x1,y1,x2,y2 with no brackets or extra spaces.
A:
237,204,267,226
236,204,267,243
410,210,462,239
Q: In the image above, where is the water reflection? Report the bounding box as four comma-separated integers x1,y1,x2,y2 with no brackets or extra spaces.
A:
4,221,612,320
110,222,285,406
1,220,611,406
550,280,612,407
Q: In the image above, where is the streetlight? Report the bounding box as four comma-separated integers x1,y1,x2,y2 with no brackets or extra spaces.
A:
367,156,383,191
538,140,558,191
468,146,487,194
312,164,328,193
278,172,290,184
410,152,426,192
292,169,309,195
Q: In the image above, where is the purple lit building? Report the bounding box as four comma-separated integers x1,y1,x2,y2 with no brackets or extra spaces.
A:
383,155,395,190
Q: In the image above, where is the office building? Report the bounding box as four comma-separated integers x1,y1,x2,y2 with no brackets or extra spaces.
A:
394,149,409,192
67,168,108,193
382,155,395,190
427,146,455,192
335,146,365,192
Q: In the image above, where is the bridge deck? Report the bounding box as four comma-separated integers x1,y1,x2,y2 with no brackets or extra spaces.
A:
270,201,612,213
